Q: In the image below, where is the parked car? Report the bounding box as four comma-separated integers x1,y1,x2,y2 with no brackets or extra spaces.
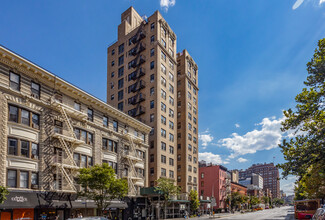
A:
312,208,325,220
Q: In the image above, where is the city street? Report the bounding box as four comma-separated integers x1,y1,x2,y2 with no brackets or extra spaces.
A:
218,206,294,220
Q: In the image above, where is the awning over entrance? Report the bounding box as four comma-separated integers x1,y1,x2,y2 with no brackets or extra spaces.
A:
0,191,45,209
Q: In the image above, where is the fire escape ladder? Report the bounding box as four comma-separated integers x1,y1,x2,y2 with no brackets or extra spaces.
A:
58,137,77,167
59,106,76,139
59,165,77,191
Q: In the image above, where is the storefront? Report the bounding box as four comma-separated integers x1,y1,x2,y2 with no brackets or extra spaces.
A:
0,191,42,220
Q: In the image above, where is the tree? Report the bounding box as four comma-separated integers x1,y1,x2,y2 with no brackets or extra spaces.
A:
278,38,325,199
155,178,180,219
262,196,269,205
188,189,200,215
0,186,9,204
229,192,246,210
272,198,284,206
77,163,128,216
249,196,260,209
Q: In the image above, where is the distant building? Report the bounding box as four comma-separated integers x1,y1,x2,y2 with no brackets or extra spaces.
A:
199,165,229,209
239,163,280,198
230,170,239,183
231,182,247,196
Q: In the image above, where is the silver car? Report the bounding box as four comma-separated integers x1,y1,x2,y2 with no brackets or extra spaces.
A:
312,208,325,220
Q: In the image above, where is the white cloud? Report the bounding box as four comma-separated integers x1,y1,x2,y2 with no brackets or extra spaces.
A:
292,0,305,10
160,0,176,12
292,0,325,10
199,152,227,165
199,129,214,149
235,123,240,128
218,116,284,158
237,157,248,163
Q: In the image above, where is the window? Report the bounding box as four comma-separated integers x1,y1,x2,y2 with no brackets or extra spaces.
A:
161,115,166,125
169,84,174,93
111,82,114,89
161,168,166,177
188,123,192,130
32,112,40,130
161,89,166,99
21,140,29,158
161,155,166,163
193,147,197,154
201,173,205,179
169,96,174,106
161,76,166,87
20,171,29,188
177,154,181,161
31,82,40,98
193,127,197,134
188,144,192,151
188,102,192,110
188,154,192,162
88,109,93,121
150,74,154,82
194,157,197,163
161,39,166,48
9,105,18,122
193,107,197,115
150,87,154,96
169,121,174,129
177,176,181,182
150,35,155,43
194,167,197,173
118,102,123,111
161,51,166,61
193,97,197,105
161,128,166,138
161,27,166,37
169,146,174,154
169,158,174,166
103,116,108,127
150,154,154,162
111,72,115,78
177,133,181,138
161,102,166,112
161,64,166,74
177,122,181,129
150,61,155,70
111,61,115,66
158,143,166,154
188,112,192,120
118,78,124,89
113,120,118,132
169,170,174,178
21,109,30,126
150,48,155,57
169,72,174,82
169,133,174,142
193,88,197,95
31,143,38,159
111,49,115,55
188,81,192,89
193,117,197,124
31,173,38,187
188,165,192,172
118,67,124,77
118,90,123,101
169,60,174,70
169,109,174,117
188,91,192,100
150,168,154,175
177,112,181,118
9,72,20,91
150,100,154,109
151,22,155,30
118,43,124,54
81,155,87,168
188,133,192,141
118,55,124,66
188,71,191,78
169,48,174,57
150,114,154,122
7,170,17,188
74,102,81,111
8,138,18,155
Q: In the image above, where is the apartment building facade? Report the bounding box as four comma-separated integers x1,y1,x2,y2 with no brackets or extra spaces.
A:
176,50,199,193
199,165,229,210
107,7,199,194
239,163,280,198
0,45,151,220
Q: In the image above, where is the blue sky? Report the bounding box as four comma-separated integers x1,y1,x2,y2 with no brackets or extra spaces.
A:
1,0,325,195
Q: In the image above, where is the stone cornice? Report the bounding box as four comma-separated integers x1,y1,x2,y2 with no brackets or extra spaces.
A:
159,19,176,41
0,46,151,134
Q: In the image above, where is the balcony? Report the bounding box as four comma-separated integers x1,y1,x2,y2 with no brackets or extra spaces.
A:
139,55,146,65
121,150,142,161
131,31,146,44
130,68,146,81
136,106,145,116
130,93,146,105
131,80,146,93
130,43,146,56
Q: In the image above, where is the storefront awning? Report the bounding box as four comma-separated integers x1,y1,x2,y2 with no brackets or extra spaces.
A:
0,191,45,209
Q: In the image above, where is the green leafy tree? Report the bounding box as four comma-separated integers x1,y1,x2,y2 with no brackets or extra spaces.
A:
249,196,260,209
272,198,285,206
188,189,200,215
77,163,128,216
0,186,9,204
155,178,180,219
262,196,269,205
229,192,246,210
278,38,325,199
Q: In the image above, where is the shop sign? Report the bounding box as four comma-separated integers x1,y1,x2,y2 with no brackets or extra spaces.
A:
11,196,28,203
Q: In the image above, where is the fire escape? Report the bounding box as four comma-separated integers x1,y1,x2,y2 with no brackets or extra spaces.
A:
49,97,87,192
121,21,147,196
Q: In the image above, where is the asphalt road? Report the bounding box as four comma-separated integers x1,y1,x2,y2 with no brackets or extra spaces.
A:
219,206,295,220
